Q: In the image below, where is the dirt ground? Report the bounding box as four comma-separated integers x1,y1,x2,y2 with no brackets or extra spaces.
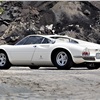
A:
0,67,100,100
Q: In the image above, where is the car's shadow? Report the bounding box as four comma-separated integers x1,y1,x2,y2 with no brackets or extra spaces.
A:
10,67,99,70
39,67,88,70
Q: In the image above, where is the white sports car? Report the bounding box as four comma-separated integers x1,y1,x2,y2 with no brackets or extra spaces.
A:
0,34,100,70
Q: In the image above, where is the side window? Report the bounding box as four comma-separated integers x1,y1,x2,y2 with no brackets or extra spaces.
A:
70,39,78,44
24,36,44,44
15,37,29,45
16,36,53,45
42,38,52,44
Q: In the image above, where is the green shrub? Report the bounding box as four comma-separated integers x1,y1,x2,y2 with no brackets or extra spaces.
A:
0,7,4,14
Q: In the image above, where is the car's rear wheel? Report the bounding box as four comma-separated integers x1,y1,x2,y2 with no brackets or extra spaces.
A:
0,52,11,69
86,63,100,69
29,66,40,69
52,50,73,70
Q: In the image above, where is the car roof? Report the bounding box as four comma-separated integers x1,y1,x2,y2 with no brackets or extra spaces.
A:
26,34,69,38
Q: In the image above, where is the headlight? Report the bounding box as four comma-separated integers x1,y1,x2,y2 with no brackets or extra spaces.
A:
82,48,90,56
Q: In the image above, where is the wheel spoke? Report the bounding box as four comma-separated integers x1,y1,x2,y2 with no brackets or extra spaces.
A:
62,60,67,65
60,54,64,59
57,58,62,63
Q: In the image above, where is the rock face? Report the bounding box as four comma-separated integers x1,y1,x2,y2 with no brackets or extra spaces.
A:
0,1,100,44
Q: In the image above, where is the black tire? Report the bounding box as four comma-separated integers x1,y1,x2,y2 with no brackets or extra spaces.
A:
0,52,11,69
29,66,40,69
52,50,73,70
86,63,100,69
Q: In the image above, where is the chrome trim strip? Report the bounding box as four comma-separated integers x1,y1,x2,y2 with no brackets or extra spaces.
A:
74,56,95,58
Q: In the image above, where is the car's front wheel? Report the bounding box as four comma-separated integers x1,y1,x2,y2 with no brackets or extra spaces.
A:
0,52,11,69
86,63,100,69
52,50,73,70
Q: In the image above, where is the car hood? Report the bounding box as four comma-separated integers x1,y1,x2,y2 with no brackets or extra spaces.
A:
0,45,13,49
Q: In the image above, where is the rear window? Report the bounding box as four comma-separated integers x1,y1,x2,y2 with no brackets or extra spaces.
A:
50,37,78,44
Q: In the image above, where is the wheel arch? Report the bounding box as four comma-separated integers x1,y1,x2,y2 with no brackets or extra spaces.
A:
51,48,74,63
0,49,8,56
0,49,11,64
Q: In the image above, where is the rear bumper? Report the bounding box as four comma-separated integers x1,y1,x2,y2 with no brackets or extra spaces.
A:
83,57,95,60
73,56,100,64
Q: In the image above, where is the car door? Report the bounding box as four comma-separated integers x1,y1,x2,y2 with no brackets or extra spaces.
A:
10,36,44,65
10,45,36,65
32,37,54,65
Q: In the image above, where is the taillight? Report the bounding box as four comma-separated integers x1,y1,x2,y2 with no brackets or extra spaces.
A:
82,48,90,56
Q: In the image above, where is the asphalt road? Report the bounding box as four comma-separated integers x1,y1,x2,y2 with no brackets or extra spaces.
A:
0,67,100,100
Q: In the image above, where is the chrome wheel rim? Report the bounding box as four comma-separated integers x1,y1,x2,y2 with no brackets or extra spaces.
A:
0,53,6,67
56,51,68,66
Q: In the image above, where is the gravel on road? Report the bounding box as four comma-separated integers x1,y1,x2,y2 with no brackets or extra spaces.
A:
0,67,100,100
